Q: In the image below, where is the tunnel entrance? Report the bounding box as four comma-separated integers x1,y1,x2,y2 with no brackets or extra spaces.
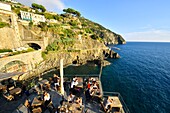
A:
27,43,41,50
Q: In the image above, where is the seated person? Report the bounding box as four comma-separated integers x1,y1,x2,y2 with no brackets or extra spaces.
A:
105,96,113,110
90,89,95,97
53,74,60,90
75,97,83,106
43,92,51,106
71,79,78,89
68,93,75,103
87,80,91,89
92,82,98,89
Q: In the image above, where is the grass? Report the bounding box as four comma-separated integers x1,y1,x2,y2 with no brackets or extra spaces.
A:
0,22,9,28
0,49,12,53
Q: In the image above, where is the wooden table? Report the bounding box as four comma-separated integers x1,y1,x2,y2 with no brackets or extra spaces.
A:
60,101,83,113
109,96,123,112
0,85,6,90
9,87,22,95
31,97,43,107
39,79,49,85
70,103,83,113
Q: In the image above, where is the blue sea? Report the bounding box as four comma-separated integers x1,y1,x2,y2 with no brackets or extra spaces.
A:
44,42,170,113
102,42,170,113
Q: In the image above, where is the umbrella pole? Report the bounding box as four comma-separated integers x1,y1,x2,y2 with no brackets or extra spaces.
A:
60,59,64,95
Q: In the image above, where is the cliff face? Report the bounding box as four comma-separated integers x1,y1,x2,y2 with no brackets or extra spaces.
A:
0,3,126,80
79,18,126,45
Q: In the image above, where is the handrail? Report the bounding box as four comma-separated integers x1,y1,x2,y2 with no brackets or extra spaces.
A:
64,74,99,77
103,91,130,113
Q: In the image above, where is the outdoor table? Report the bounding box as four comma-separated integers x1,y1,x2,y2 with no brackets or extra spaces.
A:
32,107,42,113
39,79,49,85
60,101,83,113
70,103,83,113
109,96,123,112
9,87,22,95
38,79,50,90
76,83,83,88
31,96,43,107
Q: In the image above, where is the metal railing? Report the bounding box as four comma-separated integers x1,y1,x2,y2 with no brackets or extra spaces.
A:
103,91,130,113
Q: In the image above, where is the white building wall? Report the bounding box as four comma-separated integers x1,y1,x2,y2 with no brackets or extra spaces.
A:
32,13,45,24
0,2,11,11
20,10,46,24
20,11,32,21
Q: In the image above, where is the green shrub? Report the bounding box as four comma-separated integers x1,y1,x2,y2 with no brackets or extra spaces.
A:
0,22,9,28
69,21,77,26
46,41,59,51
91,34,99,40
85,28,93,33
42,51,47,59
29,21,33,28
0,49,12,53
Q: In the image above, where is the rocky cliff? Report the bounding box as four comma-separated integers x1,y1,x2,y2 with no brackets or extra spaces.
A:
0,3,125,79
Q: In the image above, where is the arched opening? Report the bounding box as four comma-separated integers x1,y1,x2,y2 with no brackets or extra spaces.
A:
0,60,27,73
27,43,41,50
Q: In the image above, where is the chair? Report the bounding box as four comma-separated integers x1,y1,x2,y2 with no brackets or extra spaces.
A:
32,107,42,113
24,99,31,108
48,77,53,84
3,93,14,101
8,86,15,91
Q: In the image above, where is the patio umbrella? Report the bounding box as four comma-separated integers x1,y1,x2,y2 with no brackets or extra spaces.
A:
0,72,25,81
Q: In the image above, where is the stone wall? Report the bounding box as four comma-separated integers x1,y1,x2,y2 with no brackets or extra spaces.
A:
0,27,21,49
20,48,108,80
0,50,43,72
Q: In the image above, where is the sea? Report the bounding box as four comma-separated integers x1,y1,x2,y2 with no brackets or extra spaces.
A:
44,42,170,113
102,42,170,113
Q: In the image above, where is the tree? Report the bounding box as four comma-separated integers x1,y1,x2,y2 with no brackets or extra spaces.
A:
63,8,81,17
31,3,46,12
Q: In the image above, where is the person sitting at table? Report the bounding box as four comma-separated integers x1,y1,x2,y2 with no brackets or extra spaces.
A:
75,97,83,106
68,93,75,103
105,96,113,111
87,79,91,89
92,81,98,89
71,79,78,89
90,89,95,96
43,92,51,106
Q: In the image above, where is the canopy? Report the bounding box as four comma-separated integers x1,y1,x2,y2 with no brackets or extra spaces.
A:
0,72,24,81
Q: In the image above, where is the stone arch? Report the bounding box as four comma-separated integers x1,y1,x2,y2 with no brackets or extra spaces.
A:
27,43,41,50
0,60,27,73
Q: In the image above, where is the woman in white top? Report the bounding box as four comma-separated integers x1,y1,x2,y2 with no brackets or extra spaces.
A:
44,92,51,106
71,79,78,88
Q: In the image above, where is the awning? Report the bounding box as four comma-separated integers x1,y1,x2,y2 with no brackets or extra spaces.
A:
0,72,25,81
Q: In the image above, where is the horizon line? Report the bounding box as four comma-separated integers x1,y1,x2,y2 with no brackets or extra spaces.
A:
126,40,170,43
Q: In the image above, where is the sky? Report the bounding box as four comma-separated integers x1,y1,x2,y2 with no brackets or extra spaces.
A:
16,0,170,42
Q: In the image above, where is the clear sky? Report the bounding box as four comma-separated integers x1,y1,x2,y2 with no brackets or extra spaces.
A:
17,0,170,42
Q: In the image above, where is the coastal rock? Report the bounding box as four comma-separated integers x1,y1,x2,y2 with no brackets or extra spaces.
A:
102,60,111,66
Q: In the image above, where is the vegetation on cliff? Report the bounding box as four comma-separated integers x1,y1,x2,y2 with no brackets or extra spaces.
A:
0,1,125,53
0,21,9,28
